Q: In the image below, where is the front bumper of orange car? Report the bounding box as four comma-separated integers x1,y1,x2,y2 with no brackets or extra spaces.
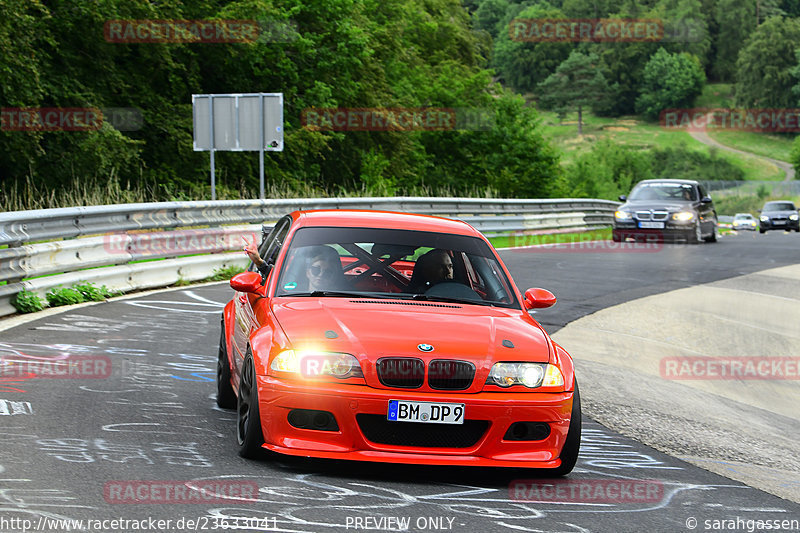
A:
255,376,575,468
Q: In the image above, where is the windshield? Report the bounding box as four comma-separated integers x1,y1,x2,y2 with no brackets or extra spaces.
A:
629,182,697,202
763,202,796,211
275,226,518,308
734,214,754,220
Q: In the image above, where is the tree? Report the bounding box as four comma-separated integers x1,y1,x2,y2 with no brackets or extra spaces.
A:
735,16,800,107
474,0,510,37
713,0,755,80
537,50,610,135
492,3,573,92
791,49,800,104
635,48,705,120
653,0,712,68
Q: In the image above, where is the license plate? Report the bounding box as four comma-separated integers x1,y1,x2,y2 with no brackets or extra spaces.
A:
638,221,665,229
774,220,785,225
387,400,464,424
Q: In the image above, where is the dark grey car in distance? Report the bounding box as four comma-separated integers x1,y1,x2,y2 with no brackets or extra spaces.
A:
612,179,718,244
758,201,799,233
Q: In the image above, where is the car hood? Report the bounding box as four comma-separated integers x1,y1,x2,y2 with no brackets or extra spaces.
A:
271,298,551,364
621,200,695,212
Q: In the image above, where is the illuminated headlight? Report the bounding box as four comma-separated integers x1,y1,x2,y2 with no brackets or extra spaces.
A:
614,210,632,220
270,350,363,379
671,211,694,222
270,350,299,373
487,362,564,389
760,215,769,222
790,214,799,221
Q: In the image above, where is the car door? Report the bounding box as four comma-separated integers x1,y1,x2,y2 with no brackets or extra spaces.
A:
231,216,292,381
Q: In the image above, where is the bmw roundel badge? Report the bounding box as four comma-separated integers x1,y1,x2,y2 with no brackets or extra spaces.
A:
417,343,434,352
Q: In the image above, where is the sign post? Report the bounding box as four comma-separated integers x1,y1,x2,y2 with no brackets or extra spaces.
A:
192,93,283,200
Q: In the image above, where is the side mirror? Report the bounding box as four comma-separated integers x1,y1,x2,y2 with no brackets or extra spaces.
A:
701,196,713,204
618,195,627,202
230,271,263,293
523,288,557,310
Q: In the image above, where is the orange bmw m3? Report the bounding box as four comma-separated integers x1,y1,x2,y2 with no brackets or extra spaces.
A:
218,210,580,474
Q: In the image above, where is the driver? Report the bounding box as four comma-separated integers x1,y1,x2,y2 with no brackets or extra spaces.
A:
407,249,453,293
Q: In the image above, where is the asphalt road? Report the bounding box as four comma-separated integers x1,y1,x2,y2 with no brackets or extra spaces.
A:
1,231,798,533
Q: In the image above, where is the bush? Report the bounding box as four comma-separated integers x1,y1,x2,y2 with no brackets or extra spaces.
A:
12,289,46,313
555,140,653,199
73,281,117,301
650,145,745,182
555,142,746,200
207,266,246,282
45,286,85,307
790,136,800,173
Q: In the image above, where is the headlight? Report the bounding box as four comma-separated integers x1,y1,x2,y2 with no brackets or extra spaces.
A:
614,210,632,220
487,362,563,389
671,211,694,222
270,350,363,379
760,215,769,222
790,214,799,221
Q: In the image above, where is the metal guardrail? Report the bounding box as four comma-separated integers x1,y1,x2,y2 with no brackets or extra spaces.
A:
0,197,618,316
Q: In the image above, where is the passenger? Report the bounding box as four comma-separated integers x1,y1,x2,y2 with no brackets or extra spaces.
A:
303,245,346,291
243,235,270,275
244,239,346,291
407,249,453,293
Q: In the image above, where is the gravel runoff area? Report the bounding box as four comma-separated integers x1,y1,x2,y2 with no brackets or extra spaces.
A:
553,263,800,503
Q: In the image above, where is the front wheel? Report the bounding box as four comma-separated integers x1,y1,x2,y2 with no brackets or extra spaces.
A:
551,381,581,476
237,350,265,458
690,221,703,244
704,223,718,243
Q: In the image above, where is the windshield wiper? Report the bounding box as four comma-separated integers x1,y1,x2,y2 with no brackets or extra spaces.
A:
410,293,494,306
291,291,394,299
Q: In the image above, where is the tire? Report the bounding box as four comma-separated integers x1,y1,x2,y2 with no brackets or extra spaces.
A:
759,228,766,234
237,350,265,458
216,319,236,409
611,231,622,243
689,221,702,244
552,380,581,476
704,222,718,243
